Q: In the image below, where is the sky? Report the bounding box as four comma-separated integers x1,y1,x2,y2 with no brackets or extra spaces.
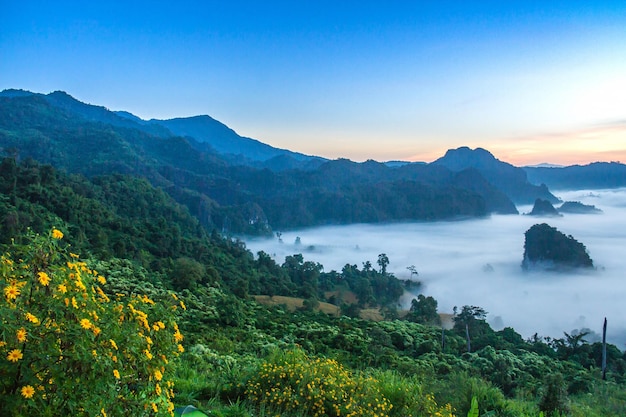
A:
2,1,626,166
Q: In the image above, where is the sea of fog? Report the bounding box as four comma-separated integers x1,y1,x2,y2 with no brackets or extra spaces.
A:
243,188,626,348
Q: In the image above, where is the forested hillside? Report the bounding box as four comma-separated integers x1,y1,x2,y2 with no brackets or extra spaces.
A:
0,91,521,235
1,159,625,417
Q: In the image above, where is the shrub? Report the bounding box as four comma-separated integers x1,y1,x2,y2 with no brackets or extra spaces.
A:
245,348,392,417
370,369,455,417
538,373,570,416
0,229,183,416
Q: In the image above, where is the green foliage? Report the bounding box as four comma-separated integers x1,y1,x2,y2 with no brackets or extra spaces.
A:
429,372,513,417
0,157,296,296
170,257,206,291
337,260,405,307
0,229,183,416
467,396,479,417
370,369,455,417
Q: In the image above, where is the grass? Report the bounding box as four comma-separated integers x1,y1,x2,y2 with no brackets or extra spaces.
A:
254,295,341,316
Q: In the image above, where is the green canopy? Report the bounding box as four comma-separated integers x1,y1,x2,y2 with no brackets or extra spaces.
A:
174,405,210,417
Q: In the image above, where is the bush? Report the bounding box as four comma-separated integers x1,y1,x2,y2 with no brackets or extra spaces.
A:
245,348,392,417
0,229,184,416
429,372,514,417
370,369,455,417
539,373,570,416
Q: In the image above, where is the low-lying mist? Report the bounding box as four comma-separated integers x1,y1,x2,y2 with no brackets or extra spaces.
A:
244,188,626,348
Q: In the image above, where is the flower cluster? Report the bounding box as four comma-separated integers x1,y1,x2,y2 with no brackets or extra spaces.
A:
246,349,393,417
0,229,183,416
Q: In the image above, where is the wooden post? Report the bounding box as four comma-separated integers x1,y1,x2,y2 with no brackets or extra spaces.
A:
602,317,607,380
465,323,471,353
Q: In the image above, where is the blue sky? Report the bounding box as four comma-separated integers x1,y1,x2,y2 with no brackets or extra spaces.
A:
2,1,626,165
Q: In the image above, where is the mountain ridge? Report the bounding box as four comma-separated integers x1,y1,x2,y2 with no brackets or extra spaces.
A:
524,162,626,190
433,146,559,205
0,89,515,233
0,89,326,171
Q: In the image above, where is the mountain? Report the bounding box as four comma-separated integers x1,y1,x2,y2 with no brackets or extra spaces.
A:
527,199,560,217
148,115,326,169
0,90,516,233
0,89,324,171
432,147,559,205
524,162,626,190
522,223,593,270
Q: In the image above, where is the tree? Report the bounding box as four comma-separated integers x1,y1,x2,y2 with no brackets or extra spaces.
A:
453,305,490,352
169,256,206,290
377,253,389,275
453,305,487,330
406,265,419,279
283,254,322,299
406,295,440,325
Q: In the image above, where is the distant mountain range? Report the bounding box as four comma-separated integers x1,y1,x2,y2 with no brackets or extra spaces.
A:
524,162,626,190
1,89,623,234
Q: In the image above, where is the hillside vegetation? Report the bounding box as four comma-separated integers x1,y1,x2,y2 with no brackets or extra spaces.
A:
1,160,625,417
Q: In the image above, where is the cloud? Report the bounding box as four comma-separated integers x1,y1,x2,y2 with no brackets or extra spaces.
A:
244,188,626,348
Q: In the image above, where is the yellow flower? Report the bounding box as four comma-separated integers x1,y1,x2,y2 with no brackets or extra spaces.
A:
80,318,92,329
17,327,27,343
51,229,64,239
25,312,39,324
57,284,67,294
113,369,120,379
101,408,107,417
144,349,153,360
154,369,163,381
97,276,106,285
38,271,51,286
20,385,35,399
179,301,187,310
7,349,23,362
4,284,20,300
110,339,118,350
70,252,79,259
151,402,158,413
155,383,162,396
177,344,185,353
